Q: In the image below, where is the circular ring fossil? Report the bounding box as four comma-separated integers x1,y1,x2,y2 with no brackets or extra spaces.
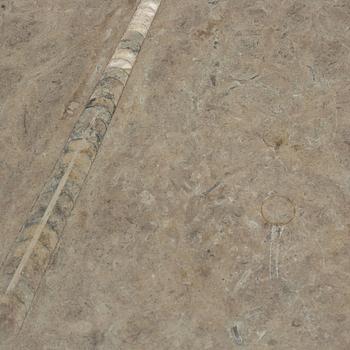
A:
261,195,296,225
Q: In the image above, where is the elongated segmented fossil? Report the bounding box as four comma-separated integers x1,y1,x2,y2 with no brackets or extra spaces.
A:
0,0,161,340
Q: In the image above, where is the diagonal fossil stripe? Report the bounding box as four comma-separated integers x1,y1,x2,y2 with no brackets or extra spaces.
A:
5,150,80,295
0,0,161,340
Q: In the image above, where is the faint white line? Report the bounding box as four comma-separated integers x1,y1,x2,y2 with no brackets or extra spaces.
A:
233,268,253,294
269,225,283,280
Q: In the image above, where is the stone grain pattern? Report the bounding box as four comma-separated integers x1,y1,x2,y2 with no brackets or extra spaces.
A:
4,0,350,349
0,0,161,342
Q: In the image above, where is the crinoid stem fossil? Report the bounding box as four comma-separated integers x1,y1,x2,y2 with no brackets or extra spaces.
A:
0,0,161,340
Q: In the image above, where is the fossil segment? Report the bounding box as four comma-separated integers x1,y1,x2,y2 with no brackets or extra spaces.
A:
0,0,161,341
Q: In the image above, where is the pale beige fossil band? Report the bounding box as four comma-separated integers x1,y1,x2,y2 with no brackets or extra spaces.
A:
0,0,161,340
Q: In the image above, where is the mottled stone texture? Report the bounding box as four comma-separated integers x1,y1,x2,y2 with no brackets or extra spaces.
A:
0,0,160,342
3,0,350,349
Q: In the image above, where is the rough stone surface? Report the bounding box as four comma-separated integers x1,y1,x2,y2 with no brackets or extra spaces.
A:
2,0,350,349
